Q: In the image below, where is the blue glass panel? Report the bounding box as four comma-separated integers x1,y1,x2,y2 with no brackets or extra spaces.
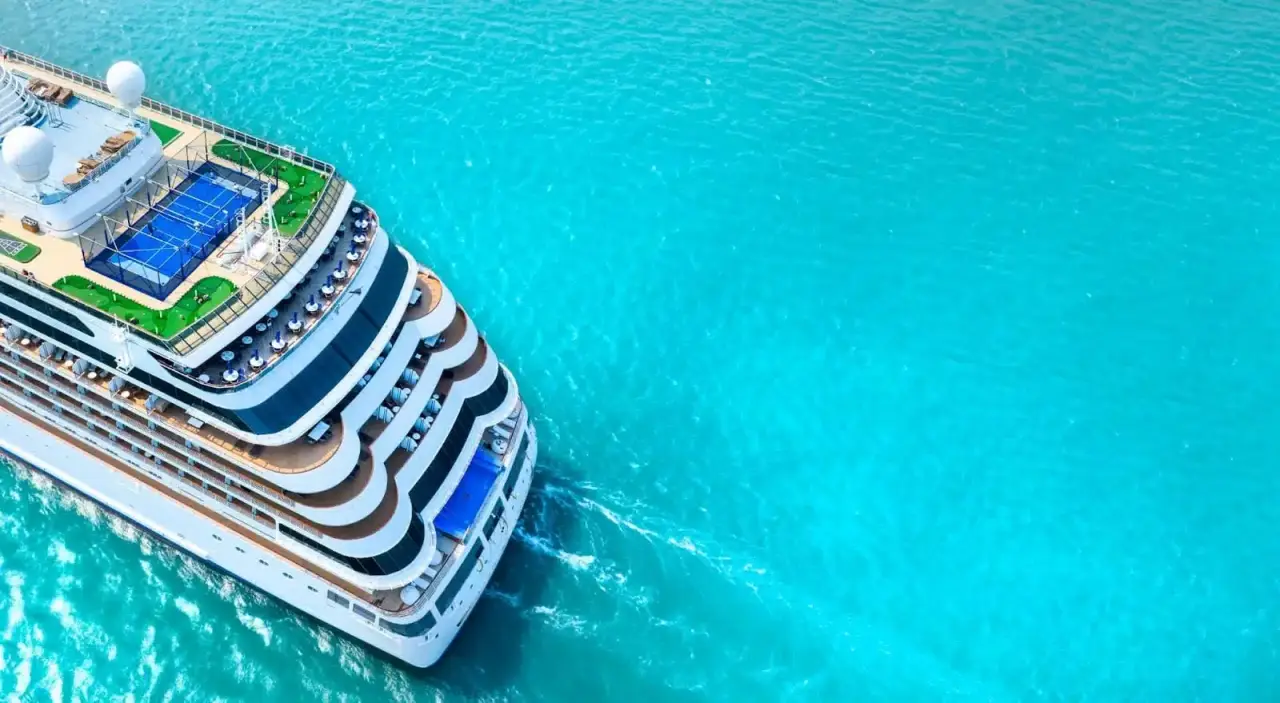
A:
433,452,501,540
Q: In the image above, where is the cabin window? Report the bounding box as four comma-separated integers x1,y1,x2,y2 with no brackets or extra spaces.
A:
436,541,485,615
482,502,503,539
380,613,437,637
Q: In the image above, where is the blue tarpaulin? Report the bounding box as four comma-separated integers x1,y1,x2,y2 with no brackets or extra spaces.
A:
433,451,503,539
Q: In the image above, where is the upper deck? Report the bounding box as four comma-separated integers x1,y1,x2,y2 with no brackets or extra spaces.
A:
0,48,349,361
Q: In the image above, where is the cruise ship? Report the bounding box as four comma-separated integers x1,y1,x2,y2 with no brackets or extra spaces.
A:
0,48,535,668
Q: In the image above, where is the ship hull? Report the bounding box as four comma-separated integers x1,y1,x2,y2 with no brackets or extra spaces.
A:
0,406,536,668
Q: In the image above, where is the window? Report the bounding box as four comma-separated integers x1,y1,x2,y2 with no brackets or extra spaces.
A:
326,591,349,607
2,248,409,437
279,514,426,577
504,435,529,499
483,502,503,539
258,559,269,566
380,612,438,637
436,541,485,615
0,278,96,337
149,245,410,435
408,370,509,511
352,604,375,622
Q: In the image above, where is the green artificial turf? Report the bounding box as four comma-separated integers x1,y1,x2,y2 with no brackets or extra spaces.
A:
210,139,329,236
0,230,41,264
150,120,183,147
52,275,237,338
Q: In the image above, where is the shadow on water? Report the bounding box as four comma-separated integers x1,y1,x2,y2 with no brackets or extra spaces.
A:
404,450,583,697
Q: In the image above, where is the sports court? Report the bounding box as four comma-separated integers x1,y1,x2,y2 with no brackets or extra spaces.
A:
87,162,267,300
0,238,26,257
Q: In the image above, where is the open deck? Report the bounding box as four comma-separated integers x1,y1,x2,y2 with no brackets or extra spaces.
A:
0,48,347,357
0,314,345,476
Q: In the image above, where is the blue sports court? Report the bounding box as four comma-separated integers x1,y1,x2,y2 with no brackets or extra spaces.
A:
87,162,267,300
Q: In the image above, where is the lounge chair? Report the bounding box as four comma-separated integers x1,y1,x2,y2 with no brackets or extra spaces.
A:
52,86,73,106
105,131,135,147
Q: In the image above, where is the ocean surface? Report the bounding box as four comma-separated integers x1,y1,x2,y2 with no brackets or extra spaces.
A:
3,0,1280,700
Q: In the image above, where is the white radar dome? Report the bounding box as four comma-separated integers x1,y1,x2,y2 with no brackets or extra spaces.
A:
106,61,146,110
2,125,54,183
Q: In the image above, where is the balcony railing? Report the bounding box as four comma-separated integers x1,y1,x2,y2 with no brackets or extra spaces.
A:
0,45,346,358
164,172,347,356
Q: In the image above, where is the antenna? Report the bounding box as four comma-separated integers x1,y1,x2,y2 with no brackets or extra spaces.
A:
256,180,283,267
110,318,134,371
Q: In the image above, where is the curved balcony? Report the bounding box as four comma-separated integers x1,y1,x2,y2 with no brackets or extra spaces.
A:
403,270,447,324
161,203,381,390
282,450,390,527
364,307,475,449
279,511,439,592
410,365,517,518
275,344,501,566
396,339,500,490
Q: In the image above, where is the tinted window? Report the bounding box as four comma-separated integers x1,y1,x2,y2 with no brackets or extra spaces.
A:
482,501,503,539
504,434,529,499
0,278,95,337
408,370,509,511
5,244,409,436
215,244,410,433
380,612,437,637
280,512,426,577
436,540,485,615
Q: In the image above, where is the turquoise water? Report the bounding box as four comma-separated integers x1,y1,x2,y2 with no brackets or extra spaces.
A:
4,0,1280,699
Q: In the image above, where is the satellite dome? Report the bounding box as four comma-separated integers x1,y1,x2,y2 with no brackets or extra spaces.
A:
106,61,146,110
2,125,54,183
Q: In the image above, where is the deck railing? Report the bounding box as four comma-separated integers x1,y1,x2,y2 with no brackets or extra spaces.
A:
165,172,347,355
0,45,346,358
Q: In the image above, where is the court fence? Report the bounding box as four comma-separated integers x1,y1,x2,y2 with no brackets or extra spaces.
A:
81,162,268,302
0,46,346,358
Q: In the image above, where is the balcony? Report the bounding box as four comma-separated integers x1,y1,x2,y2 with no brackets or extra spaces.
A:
0,317,343,475
359,307,469,446
403,271,443,322
162,202,380,389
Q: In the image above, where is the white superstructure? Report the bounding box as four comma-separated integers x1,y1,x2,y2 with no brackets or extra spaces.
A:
0,48,536,668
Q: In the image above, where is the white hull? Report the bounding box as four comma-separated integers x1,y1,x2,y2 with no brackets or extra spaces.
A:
0,407,536,668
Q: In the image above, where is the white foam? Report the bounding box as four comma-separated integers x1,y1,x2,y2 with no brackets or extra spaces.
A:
515,530,597,571
232,598,272,647
137,625,161,699
48,541,77,565
336,638,374,682
482,589,522,609
531,604,589,635
11,643,32,697
48,596,75,630
173,597,200,622
5,572,24,639
578,495,660,541
44,660,63,703
71,665,92,700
